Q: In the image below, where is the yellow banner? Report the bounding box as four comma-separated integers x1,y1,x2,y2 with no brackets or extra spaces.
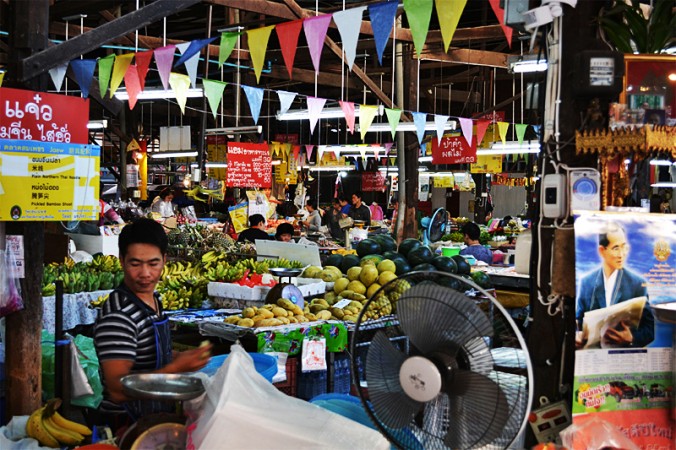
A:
433,175,454,188
471,154,503,173
228,203,249,233
0,139,100,221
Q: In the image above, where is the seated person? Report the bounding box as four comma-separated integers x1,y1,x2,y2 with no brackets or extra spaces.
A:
275,222,295,242
237,214,274,243
302,201,322,232
460,222,493,265
151,188,175,218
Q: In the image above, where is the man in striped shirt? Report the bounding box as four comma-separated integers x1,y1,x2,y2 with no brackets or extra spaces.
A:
94,218,211,427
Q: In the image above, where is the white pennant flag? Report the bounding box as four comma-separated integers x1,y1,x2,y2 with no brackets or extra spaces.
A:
359,146,367,161
277,90,297,116
49,63,68,92
434,114,450,145
318,145,326,161
307,97,327,135
176,42,200,88
333,6,366,71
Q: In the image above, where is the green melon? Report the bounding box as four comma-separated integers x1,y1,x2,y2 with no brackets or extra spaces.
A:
393,259,411,276
452,255,471,275
412,263,437,272
340,254,361,273
356,238,382,257
398,238,422,258
406,246,434,266
382,250,400,261
471,271,493,289
431,255,457,274
374,234,397,253
324,253,344,268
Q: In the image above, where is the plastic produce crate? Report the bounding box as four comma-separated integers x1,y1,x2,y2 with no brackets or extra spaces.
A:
298,369,327,400
273,356,298,397
329,352,352,395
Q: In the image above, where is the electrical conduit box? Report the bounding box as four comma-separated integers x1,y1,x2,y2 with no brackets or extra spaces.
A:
569,169,601,212
542,174,567,219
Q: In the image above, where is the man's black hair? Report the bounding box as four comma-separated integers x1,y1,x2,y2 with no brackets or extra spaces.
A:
249,214,266,227
307,200,317,209
275,222,294,240
462,222,481,241
599,222,625,247
118,218,168,258
352,191,363,200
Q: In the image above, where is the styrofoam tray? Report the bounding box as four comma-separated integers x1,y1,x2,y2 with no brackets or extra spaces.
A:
208,278,326,303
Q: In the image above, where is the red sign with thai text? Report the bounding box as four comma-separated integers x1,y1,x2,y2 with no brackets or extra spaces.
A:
226,142,272,188
480,110,505,123
361,171,387,192
431,136,477,164
274,133,299,145
0,87,89,144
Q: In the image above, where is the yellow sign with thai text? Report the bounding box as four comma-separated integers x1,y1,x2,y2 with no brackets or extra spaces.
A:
433,176,454,188
471,154,503,174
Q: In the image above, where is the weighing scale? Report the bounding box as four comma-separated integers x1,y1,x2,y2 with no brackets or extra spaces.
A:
265,267,304,308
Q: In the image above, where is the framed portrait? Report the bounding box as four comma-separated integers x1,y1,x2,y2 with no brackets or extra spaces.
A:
620,55,676,120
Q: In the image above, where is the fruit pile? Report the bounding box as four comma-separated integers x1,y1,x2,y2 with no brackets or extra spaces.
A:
41,255,124,296
26,398,92,447
224,298,310,327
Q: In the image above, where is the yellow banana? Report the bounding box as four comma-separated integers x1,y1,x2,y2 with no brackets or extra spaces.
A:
51,411,92,436
26,407,59,448
42,414,85,445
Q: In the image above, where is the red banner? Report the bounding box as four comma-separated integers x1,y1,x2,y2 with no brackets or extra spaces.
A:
361,171,387,192
274,133,299,145
431,135,477,165
481,110,505,123
226,142,272,188
0,87,89,144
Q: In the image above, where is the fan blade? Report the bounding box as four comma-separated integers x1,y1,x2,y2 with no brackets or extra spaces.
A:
366,332,422,428
444,371,510,449
397,284,493,355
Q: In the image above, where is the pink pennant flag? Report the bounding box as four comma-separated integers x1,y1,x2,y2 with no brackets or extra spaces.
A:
154,45,176,90
488,0,513,47
372,144,381,160
303,15,333,74
307,96,327,135
123,65,142,110
339,101,356,134
384,142,394,157
305,144,315,162
276,19,303,79
475,119,491,146
459,117,474,147
134,50,153,91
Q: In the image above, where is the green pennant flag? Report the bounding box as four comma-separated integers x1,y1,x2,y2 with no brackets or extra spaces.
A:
385,108,402,139
404,0,434,57
219,31,241,65
515,123,528,144
98,54,115,98
203,79,228,119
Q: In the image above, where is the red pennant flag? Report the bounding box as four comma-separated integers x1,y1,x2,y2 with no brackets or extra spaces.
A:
293,145,300,163
124,65,142,110
276,19,303,79
475,119,491,146
488,0,513,47
134,50,153,91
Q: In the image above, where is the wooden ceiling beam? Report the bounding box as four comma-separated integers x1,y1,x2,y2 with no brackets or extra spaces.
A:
416,46,509,69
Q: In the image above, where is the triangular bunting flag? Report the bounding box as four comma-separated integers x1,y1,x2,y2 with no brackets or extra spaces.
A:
435,0,467,52
175,42,199,88
306,97,327,135
332,147,341,159
219,31,241,65
242,85,264,124
276,19,303,78
339,101,356,134
123,65,142,109
48,63,68,93
277,90,297,116
359,104,379,141
305,144,315,162
368,1,399,65
385,108,401,139
303,15,333,74
475,119,491,145
404,0,434,57
412,112,427,144
284,143,293,156
110,53,134,98
372,144,381,160
247,25,275,83
271,142,281,157
169,72,192,114
515,123,528,144
359,146,367,161
203,79,227,119
434,114,450,145
488,0,513,47
153,45,176,90
497,121,510,145
174,37,217,68
70,59,96,98
333,7,366,70
459,117,473,146
384,142,394,157
390,157,396,166
98,54,115,98
532,125,541,138
293,145,300,163
317,145,325,161
134,50,153,91
0,72,4,87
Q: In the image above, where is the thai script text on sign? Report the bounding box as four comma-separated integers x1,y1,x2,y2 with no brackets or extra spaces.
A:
431,135,477,165
226,142,272,188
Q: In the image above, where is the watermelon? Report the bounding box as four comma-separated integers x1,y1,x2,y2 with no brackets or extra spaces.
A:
406,246,434,267
393,259,411,276
412,263,436,272
324,253,344,268
431,255,457,274
382,250,401,261
438,276,462,291
341,254,361,273
356,239,382,257
374,234,397,253
360,254,384,267
398,238,422,258
452,255,471,275
471,271,493,289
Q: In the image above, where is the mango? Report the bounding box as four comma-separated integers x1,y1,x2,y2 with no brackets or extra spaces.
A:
346,266,362,281
360,265,379,287
377,259,397,274
334,277,350,294
346,280,367,296
238,318,255,328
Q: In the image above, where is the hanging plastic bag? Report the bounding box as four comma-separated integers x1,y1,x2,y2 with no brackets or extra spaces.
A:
0,249,24,317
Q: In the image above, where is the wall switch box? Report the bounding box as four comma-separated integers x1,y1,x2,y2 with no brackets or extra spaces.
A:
542,174,567,218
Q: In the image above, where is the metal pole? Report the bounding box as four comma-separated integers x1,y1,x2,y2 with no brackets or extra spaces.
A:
394,23,406,240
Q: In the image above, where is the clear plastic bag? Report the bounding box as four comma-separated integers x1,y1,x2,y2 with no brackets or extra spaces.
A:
0,249,24,317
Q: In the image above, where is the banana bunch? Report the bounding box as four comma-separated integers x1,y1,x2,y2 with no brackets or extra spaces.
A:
238,258,270,274
224,298,309,327
161,260,195,278
160,289,190,310
41,283,56,296
201,250,228,265
26,399,91,447
265,257,304,269
90,293,109,307
89,254,121,273
332,248,357,256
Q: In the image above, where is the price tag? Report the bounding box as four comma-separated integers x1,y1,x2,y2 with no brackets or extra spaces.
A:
301,337,327,371
333,299,351,309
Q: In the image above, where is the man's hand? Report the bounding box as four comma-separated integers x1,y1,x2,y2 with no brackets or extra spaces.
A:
166,342,213,373
575,330,588,350
603,320,634,347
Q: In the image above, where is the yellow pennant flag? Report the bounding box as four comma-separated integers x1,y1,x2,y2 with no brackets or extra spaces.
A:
169,72,192,114
0,72,4,87
247,26,275,83
497,121,510,145
109,53,135,98
359,105,379,141
435,0,467,52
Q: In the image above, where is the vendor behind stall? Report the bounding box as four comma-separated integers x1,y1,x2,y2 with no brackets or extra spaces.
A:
460,222,493,264
348,191,371,224
151,187,175,218
275,222,295,242
302,200,322,232
237,214,274,243
93,219,212,429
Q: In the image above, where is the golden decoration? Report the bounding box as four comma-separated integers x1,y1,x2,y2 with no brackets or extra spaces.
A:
653,239,671,262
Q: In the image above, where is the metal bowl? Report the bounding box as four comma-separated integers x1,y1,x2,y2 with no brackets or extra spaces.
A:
268,267,303,278
121,374,205,401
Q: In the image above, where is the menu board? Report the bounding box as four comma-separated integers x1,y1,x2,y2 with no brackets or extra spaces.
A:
361,171,387,192
226,142,272,188
431,135,476,165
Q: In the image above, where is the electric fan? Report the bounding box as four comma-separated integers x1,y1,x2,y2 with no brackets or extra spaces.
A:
350,271,533,450
421,208,447,246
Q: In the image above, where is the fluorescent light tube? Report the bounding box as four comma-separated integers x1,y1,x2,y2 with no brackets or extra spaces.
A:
150,151,198,159
308,166,356,172
476,141,540,155
508,54,548,73
205,163,228,168
650,182,676,188
649,160,675,166
277,105,383,121
114,88,204,101
205,126,262,135
357,120,457,133
87,120,108,129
